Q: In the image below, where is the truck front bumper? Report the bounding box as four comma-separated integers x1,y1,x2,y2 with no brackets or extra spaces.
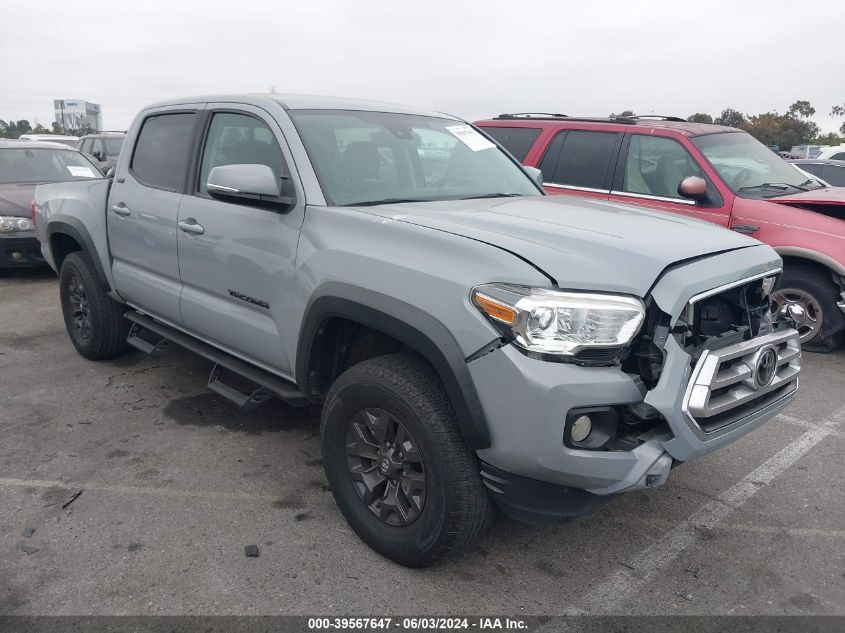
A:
470,325,800,524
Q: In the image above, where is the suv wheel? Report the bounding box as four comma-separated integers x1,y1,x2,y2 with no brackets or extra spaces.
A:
772,265,844,352
59,252,131,360
320,353,493,567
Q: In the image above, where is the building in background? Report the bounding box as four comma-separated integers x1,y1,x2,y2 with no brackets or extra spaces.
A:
53,99,102,133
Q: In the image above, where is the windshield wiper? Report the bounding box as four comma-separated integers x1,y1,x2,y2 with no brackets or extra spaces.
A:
739,182,808,192
347,197,439,207
457,193,523,200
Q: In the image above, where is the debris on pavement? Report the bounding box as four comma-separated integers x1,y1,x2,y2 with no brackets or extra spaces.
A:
61,489,83,509
21,527,35,538
20,544,38,555
244,545,259,558
44,453,57,463
685,563,702,578
676,592,694,601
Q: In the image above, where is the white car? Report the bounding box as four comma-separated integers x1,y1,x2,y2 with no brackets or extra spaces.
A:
18,134,79,148
816,144,845,161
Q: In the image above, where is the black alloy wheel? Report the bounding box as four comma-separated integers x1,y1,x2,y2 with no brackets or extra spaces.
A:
345,407,427,526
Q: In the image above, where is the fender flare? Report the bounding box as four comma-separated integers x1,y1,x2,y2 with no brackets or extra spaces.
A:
296,283,492,450
43,217,110,288
774,246,845,277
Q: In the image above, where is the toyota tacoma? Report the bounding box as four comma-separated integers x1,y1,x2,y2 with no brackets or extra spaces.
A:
34,94,801,567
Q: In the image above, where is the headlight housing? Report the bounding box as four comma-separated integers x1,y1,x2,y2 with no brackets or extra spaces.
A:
0,216,34,233
471,283,646,357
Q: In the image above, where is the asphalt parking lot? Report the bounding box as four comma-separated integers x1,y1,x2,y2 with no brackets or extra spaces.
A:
1,269,843,616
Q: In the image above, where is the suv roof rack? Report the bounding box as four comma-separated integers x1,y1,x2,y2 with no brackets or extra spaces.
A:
491,113,688,124
494,113,569,119
627,115,687,122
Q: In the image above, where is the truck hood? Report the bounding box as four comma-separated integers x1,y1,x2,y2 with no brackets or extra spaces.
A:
767,187,845,222
355,195,759,296
0,183,36,217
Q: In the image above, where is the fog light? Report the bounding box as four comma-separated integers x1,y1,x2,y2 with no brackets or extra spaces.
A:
571,415,592,442
10,251,23,261
564,406,619,450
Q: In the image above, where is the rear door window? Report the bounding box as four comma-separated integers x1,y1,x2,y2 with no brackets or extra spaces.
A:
477,126,541,161
538,130,620,190
130,112,197,191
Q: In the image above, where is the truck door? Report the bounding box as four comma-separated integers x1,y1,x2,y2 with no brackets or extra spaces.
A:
108,108,200,325
175,106,304,376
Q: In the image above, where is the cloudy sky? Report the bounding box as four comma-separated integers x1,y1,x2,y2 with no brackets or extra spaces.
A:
3,0,843,133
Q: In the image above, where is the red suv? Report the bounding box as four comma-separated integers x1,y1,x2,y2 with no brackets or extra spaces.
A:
475,114,845,351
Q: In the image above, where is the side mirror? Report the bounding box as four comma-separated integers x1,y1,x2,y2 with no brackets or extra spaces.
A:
524,166,543,186
207,164,293,210
678,176,708,201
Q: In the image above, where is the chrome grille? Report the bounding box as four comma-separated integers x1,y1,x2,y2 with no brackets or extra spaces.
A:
682,328,801,434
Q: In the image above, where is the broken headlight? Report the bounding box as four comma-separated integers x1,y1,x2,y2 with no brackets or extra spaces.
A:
471,284,645,357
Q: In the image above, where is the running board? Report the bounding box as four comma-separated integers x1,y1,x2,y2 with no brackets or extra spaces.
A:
124,311,310,408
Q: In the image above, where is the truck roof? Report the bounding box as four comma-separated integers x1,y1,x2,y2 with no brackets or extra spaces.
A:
142,93,460,120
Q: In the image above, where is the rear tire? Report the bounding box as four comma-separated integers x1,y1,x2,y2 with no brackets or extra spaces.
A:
320,352,493,567
773,265,844,352
59,252,131,360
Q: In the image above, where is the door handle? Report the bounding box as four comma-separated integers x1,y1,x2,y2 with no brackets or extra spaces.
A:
731,223,759,234
178,219,205,235
111,203,131,217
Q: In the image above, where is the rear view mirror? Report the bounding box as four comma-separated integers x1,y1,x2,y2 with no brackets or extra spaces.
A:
678,176,707,200
524,166,543,186
207,164,293,210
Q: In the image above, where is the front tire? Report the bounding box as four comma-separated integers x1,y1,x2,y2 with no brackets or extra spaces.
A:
772,265,844,352
59,252,131,360
320,353,493,567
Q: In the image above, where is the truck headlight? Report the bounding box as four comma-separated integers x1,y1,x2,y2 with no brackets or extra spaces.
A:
0,216,34,233
471,284,645,356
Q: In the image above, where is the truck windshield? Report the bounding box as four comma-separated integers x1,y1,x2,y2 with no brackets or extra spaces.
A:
0,148,102,184
691,132,824,197
289,109,541,206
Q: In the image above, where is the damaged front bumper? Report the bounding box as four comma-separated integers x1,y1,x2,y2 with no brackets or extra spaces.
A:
470,245,800,523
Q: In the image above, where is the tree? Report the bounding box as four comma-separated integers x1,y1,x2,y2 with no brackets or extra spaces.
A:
743,110,818,150
687,112,713,124
610,109,635,118
787,100,815,119
714,108,747,128
832,104,845,136
32,123,49,134
51,121,63,134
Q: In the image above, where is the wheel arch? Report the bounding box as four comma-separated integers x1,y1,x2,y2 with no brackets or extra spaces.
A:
774,246,845,278
45,218,111,289
296,284,492,450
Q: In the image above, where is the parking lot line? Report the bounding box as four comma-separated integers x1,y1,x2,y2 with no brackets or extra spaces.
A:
777,412,845,438
563,410,843,615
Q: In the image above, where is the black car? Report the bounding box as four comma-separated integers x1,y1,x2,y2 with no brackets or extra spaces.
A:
75,131,126,172
789,158,845,188
0,140,103,270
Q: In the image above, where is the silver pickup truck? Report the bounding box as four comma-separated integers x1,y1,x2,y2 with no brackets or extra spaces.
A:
34,94,801,567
